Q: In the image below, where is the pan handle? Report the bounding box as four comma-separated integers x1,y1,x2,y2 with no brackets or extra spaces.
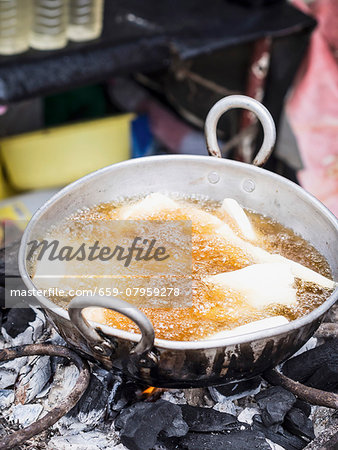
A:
204,95,276,166
68,295,155,358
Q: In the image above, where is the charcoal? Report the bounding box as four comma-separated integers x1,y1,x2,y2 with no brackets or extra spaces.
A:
293,399,311,417
1,307,45,346
60,374,109,427
282,339,338,383
45,429,120,449
47,328,67,347
237,407,260,425
0,290,5,311
323,303,338,324
321,432,338,450
207,387,237,415
15,355,51,403
211,397,237,416
93,366,113,385
161,389,186,406
0,389,14,409
107,376,124,420
255,386,296,427
163,429,271,450
115,399,185,450
35,382,51,399
253,414,308,450
43,328,66,371
0,241,20,285
161,408,188,438
184,388,214,407
284,408,315,441
0,355,32,389
108,378,144,417
305,427,338,450
265,438,288,450
47,363,79,408
291,337,318,358
10,403,43,427
180,404,242,432
305,362,338,392
2,307,36,338
209,377,261,401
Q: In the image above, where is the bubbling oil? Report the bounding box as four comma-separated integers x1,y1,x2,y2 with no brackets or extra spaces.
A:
37,194,333,341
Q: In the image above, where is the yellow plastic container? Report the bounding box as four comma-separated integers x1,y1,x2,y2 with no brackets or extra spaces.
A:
0,114,133,190
0,166,13,200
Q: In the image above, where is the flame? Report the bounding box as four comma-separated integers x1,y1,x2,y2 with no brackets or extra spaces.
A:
141,386,166,401
142,386,156,395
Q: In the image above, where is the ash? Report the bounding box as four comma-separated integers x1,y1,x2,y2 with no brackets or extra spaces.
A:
0,306,337,450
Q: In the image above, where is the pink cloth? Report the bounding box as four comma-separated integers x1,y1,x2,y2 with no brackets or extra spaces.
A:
287,0,338,216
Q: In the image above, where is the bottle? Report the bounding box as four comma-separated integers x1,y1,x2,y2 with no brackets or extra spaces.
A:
68,0,104,42
0,0,32,55
30,0,68,50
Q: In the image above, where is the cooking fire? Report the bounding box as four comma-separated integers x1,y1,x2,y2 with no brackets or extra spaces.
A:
0,1,337,448
0,305,337,449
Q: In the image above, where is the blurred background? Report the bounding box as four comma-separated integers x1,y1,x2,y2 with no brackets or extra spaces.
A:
0,0,336,243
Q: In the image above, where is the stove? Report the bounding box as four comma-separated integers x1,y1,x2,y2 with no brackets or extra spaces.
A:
0,304,337,450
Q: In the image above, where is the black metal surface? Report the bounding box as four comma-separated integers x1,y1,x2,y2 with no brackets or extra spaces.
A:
0,0,315,103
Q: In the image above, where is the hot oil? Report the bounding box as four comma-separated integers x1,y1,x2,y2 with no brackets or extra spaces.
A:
43,194,333,341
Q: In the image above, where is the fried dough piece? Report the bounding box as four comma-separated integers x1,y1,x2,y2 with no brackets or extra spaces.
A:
120,193,335,289
204,263,297,309
205,316,289,340
220,198,257,241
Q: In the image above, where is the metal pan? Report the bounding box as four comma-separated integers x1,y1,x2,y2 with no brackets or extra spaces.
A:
19,96,337,387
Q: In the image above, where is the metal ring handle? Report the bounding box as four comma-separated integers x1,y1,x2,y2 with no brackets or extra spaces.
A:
0,344,90,450
68,295,155,357
205,94,276,166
